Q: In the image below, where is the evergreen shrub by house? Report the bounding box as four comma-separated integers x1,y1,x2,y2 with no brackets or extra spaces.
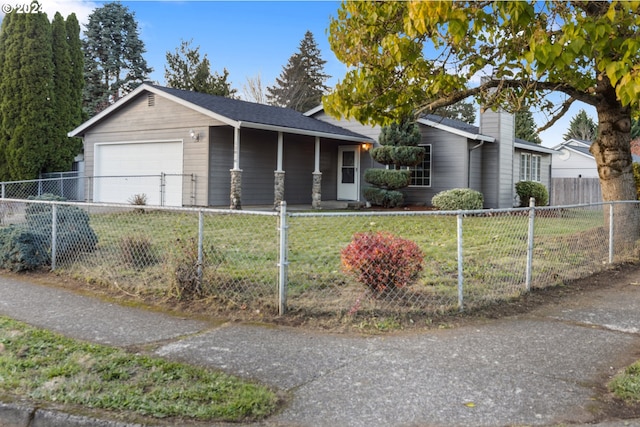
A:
341,231,424,296
364,120,425,208
363,188,404,208
431,188,484,210
515,181,549,207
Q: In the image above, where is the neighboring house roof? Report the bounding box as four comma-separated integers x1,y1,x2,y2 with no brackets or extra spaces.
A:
69,84,373,143
552,139,594,159
553,138,640,163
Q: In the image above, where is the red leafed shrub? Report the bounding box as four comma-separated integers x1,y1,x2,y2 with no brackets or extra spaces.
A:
341,231,424,295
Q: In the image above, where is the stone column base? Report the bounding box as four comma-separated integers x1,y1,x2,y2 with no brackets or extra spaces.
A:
312,172,322,209
274,171,285,210
230,169,242,210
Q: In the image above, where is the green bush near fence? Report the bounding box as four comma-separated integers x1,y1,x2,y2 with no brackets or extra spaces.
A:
0,194,99,271
26,194,98,261
431,188,484,210
515,181,549,207
0,226,48,271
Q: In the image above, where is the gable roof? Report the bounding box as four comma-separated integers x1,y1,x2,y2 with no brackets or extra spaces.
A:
69,84,373,143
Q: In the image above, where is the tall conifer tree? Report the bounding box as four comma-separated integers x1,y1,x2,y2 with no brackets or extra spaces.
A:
515,110,542,144
563,109,597,142
267,31,330,112
83,2,152,116
0,12,54,180
0,10,83,180
51,12,74,171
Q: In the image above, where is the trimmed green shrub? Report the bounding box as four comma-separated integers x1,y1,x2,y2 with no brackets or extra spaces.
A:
370,146,394,165
341,231,424,296
515,181,549,207
364,169,411,190
363,187,404,208
431,188,484,210
391,146,425,167
0,226,48,271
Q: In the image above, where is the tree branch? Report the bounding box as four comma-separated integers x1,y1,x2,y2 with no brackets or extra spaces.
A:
537,97,576,133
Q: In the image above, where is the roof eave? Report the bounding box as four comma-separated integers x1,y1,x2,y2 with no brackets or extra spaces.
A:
515,142,557,154
238,120,373,142
417,118,495,142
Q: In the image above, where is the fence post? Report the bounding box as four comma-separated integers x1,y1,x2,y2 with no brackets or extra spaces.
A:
160,173,166,207
457,212,464,311
525,197,536,292
51,204,57,271
278,201,289,316
609,202,614,263
1,183,4,198
197,210,204,284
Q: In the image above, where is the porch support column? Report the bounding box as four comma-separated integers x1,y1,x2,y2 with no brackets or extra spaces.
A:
274,132,285,209
230,127,242,210
312,136,322,209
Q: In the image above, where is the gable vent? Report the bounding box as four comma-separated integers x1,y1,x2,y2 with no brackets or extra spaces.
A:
147,94,155,107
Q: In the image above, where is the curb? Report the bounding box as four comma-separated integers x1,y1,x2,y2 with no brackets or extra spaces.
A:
0,402,145,427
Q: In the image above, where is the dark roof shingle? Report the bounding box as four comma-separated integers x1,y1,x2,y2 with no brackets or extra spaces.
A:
152,85,370,140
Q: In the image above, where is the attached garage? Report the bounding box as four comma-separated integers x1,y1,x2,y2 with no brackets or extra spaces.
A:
94,140,184,206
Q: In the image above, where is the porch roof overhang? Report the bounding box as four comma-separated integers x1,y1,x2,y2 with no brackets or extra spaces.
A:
237,120,371,143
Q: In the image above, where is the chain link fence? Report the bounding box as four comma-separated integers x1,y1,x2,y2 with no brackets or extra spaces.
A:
0,198,637,321
0,174,195,206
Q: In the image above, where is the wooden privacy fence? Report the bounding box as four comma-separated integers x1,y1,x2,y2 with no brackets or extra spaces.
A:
550,177,602,206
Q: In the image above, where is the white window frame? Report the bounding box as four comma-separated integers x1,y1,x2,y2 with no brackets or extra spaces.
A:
409,144,432,187
520,153,541,182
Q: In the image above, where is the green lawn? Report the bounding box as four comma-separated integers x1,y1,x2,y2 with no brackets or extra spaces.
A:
57,206,615,316
0,316,279,422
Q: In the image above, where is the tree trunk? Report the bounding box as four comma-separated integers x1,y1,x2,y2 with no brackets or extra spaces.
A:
590,84,639,255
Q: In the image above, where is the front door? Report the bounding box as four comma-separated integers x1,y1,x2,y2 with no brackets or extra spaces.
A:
337,146,360,200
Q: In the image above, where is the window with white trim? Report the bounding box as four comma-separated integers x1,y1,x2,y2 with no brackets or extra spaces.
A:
520,153,541,181
410,144,431,187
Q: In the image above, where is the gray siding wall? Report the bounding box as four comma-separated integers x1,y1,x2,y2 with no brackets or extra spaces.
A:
208,126,233,206
81,92,217,206
311,111,375,202
208,127,278,206
404,126,469,206
512,148,552,205
480,111,515,208
207,126,344,206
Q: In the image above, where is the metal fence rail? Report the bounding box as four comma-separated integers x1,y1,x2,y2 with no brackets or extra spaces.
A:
0,174,196,206
0,198,636,320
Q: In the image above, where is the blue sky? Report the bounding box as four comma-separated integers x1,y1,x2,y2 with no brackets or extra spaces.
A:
9,1,597,147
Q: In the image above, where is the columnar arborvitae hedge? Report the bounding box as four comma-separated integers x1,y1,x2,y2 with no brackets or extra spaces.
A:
0,10,83,181
364,120,425,207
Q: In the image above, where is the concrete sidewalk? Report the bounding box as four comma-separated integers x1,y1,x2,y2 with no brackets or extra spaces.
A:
1,272,640,427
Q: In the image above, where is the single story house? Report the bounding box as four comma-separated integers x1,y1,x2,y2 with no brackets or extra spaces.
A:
69,83,374,208
308,107,556,208
551,139,599,178
552,138,640,179
69,84,554,209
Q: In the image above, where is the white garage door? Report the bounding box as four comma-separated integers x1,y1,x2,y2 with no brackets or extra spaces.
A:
94,141,183,206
